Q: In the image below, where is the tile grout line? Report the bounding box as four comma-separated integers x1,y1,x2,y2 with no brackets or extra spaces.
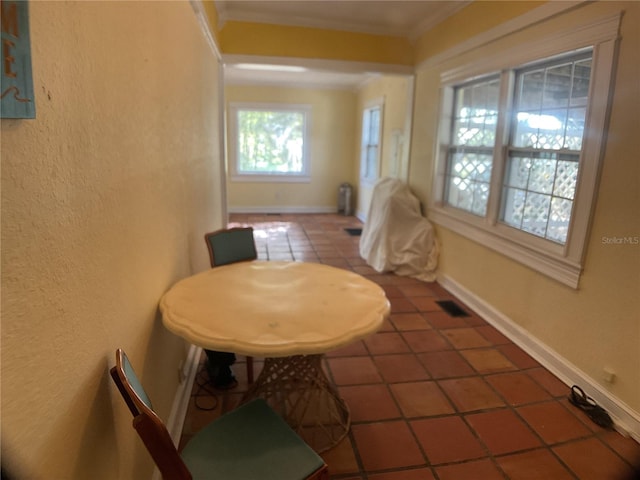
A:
211,214,639,479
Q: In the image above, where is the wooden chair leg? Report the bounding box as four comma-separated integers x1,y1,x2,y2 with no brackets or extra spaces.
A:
247,356,254,384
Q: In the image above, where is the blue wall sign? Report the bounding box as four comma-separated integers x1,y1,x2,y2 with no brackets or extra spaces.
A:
1,0,35,119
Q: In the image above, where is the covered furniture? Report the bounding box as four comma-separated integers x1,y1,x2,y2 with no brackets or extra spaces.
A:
204,227,258,385
360,177,439,282
110,348,328,480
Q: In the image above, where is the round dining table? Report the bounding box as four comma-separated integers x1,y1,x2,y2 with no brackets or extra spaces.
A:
159,260,390,452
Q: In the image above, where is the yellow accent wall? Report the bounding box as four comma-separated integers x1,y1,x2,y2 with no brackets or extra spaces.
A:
414,1,544,63
410,1,640,415
220,21,414,65
1,2,224,478
225,85,357,212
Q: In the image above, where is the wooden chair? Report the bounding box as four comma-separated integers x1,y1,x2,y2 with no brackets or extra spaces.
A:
110,349,328,480
204,227,257,384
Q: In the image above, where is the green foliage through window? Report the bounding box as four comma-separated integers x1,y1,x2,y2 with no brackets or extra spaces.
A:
237,109,305,174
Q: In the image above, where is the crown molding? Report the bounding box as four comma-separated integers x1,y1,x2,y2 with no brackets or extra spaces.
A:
417,1,587,69
410,1,472,42
190,0,222,60
215,0,471,40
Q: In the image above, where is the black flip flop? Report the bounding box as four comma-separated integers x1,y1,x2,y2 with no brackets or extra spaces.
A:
569,385,614,430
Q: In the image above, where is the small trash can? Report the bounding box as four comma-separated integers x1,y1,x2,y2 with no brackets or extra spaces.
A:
338,182,352,216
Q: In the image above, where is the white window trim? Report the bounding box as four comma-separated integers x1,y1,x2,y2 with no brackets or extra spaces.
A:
360,97,384,187
429,12,621,288
228,102,312,183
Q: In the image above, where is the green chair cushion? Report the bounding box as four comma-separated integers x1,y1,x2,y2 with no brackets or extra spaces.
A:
181,399,325,480
208,229,256,266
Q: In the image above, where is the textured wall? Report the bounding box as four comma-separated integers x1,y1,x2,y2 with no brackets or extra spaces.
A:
1,1,224,478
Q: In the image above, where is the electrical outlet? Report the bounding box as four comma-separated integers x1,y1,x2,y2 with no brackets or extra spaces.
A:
603,367,616,384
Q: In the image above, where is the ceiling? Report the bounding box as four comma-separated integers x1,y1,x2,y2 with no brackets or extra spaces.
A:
217,0,470,88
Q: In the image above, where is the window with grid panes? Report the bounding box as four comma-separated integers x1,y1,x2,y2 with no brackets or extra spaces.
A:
429,12,619,289
501,53,592,244
360,101,383,183
229,103,311,182
445,76,500,217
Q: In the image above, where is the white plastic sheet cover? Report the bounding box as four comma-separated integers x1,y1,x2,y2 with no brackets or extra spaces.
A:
360,178,439,282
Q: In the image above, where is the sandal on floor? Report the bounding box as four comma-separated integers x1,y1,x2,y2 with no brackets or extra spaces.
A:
569,385,614,430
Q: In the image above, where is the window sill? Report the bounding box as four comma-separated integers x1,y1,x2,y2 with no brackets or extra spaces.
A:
231,174,311,183
429,206,582,289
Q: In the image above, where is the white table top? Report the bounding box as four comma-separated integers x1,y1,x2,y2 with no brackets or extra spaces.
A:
159,261,390,357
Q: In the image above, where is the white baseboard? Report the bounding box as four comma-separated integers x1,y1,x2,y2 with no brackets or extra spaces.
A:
152,344,202,480
165,344,201,443
228,205,336,214
439,274,640,443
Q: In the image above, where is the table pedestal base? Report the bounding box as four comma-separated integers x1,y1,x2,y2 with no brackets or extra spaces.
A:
240,355,350,453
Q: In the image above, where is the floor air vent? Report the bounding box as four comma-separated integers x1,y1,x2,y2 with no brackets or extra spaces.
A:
436,300,470,317
344,228,362,236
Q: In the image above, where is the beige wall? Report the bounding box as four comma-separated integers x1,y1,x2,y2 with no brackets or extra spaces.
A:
355,75,413,219
1,2,224,478
225,85,357,212
409,1,640,419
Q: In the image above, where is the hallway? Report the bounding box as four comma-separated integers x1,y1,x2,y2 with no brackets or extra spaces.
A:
180,213,640,479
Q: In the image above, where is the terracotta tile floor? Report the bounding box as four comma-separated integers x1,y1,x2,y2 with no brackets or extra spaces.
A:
180,213,640,479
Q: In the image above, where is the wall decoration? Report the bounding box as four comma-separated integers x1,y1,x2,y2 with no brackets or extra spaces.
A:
1,0,35,118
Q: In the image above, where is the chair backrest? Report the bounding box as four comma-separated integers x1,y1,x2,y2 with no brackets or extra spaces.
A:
110,349,192,480
204,227,257,267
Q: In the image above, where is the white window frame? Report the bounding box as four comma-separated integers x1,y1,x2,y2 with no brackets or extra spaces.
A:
360,98,384,186
430,13,621,288
228,102,312,183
